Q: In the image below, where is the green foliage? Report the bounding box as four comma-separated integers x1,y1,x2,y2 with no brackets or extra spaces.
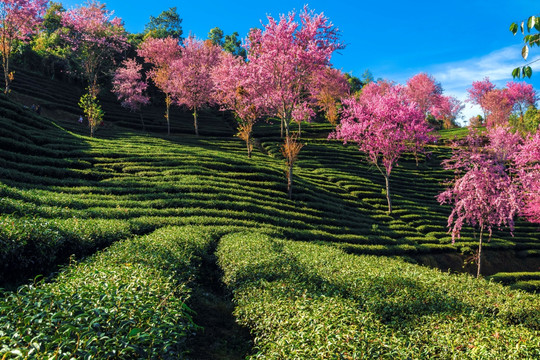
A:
208,27,224,46
361,68,374,85
523,105,540,133
488,271,540,284
510,16,540,78
0,226,214,358
144,7,183,39
223,32,247,59
344,72,362,94
78,90,104,137
218,232,540,359
0,215,132,283
207,27,246,59
0,81,539,357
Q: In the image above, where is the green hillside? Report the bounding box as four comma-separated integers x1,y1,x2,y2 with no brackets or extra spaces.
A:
0,70,538,358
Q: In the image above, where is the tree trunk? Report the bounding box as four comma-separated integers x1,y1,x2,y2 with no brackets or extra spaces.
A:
3,55,10,94
287,162,293,199
139,111,146,131
90,124,94,138
193,108,199,136
281,118,284,138
165,97,170,136
298,121,301,138
477,226,484,278
384,174,392,214
246,132,251,159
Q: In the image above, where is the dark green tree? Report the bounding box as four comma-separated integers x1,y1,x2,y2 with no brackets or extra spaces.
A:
144,7,183,39
361,69,374,85
344,73,362,94
223,32,246,59
42,2,64,34
208,27,224,46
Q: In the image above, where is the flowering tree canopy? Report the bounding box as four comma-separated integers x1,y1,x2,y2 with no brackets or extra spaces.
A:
61,0,127,90
331,84,426,213
311,67,349,126
137,36,181,135
112,58,149,130
430,95,463,129
405,73,442,117
245,6,343,137
514,129,540,224
482,89,514,128
170,37,220,136
506,81,537,130
212,51,268,157
438,127,525,277
467,77,495,119
0,0,48,93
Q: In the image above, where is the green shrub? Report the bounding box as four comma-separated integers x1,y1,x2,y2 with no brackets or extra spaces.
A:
0,226,214,358
0,216,132,284
218,232,540,359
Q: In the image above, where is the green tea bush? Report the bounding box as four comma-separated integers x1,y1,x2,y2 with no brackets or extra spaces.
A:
0,216,132,284
218,232,540,359
487,272,540,285
0,226,214,358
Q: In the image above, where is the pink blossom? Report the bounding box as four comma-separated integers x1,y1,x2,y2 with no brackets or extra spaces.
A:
112,58,149,113
0,0,48,93
61,1,128,87
406,73,443,116
483,89,513,128
438,127,526,276
169,37,221,136
245,5,343,137
331,84,426,213
430,95,463,129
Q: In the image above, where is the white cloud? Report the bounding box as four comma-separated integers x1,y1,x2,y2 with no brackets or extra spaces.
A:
382,45,540,126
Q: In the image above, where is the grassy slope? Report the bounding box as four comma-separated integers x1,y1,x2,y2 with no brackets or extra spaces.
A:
0,69,538,357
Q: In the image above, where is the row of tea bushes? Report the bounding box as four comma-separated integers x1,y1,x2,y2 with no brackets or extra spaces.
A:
0,226,214,359
0,215,132,284
218,232,540,359
487,272,540,293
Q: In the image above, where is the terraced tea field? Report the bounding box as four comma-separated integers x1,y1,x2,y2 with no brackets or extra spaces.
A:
0,71,539,358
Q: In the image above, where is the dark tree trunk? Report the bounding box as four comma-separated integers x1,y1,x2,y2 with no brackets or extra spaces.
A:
477,226,484,278
384,174,392,214
139,111,146,131
194,108,199,136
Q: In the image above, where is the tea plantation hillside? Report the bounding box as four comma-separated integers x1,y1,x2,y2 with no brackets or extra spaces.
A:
0,74,539,358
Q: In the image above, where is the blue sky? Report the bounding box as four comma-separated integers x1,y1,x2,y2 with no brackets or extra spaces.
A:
60,0,540,124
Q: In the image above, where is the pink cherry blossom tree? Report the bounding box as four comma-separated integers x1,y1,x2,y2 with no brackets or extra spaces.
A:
61,1,128,92
331,84,426,213
467,77,496,119
245,6,343,138
482,89,513,128
514,129,540,224
112,58,150,131
311,67,350,126
506,81,537,130
212,51,268,158
438,128,524,277
170,37,220,136
430,95,463,129
405,73,442,117
137,36,181,136
0,0,48,93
